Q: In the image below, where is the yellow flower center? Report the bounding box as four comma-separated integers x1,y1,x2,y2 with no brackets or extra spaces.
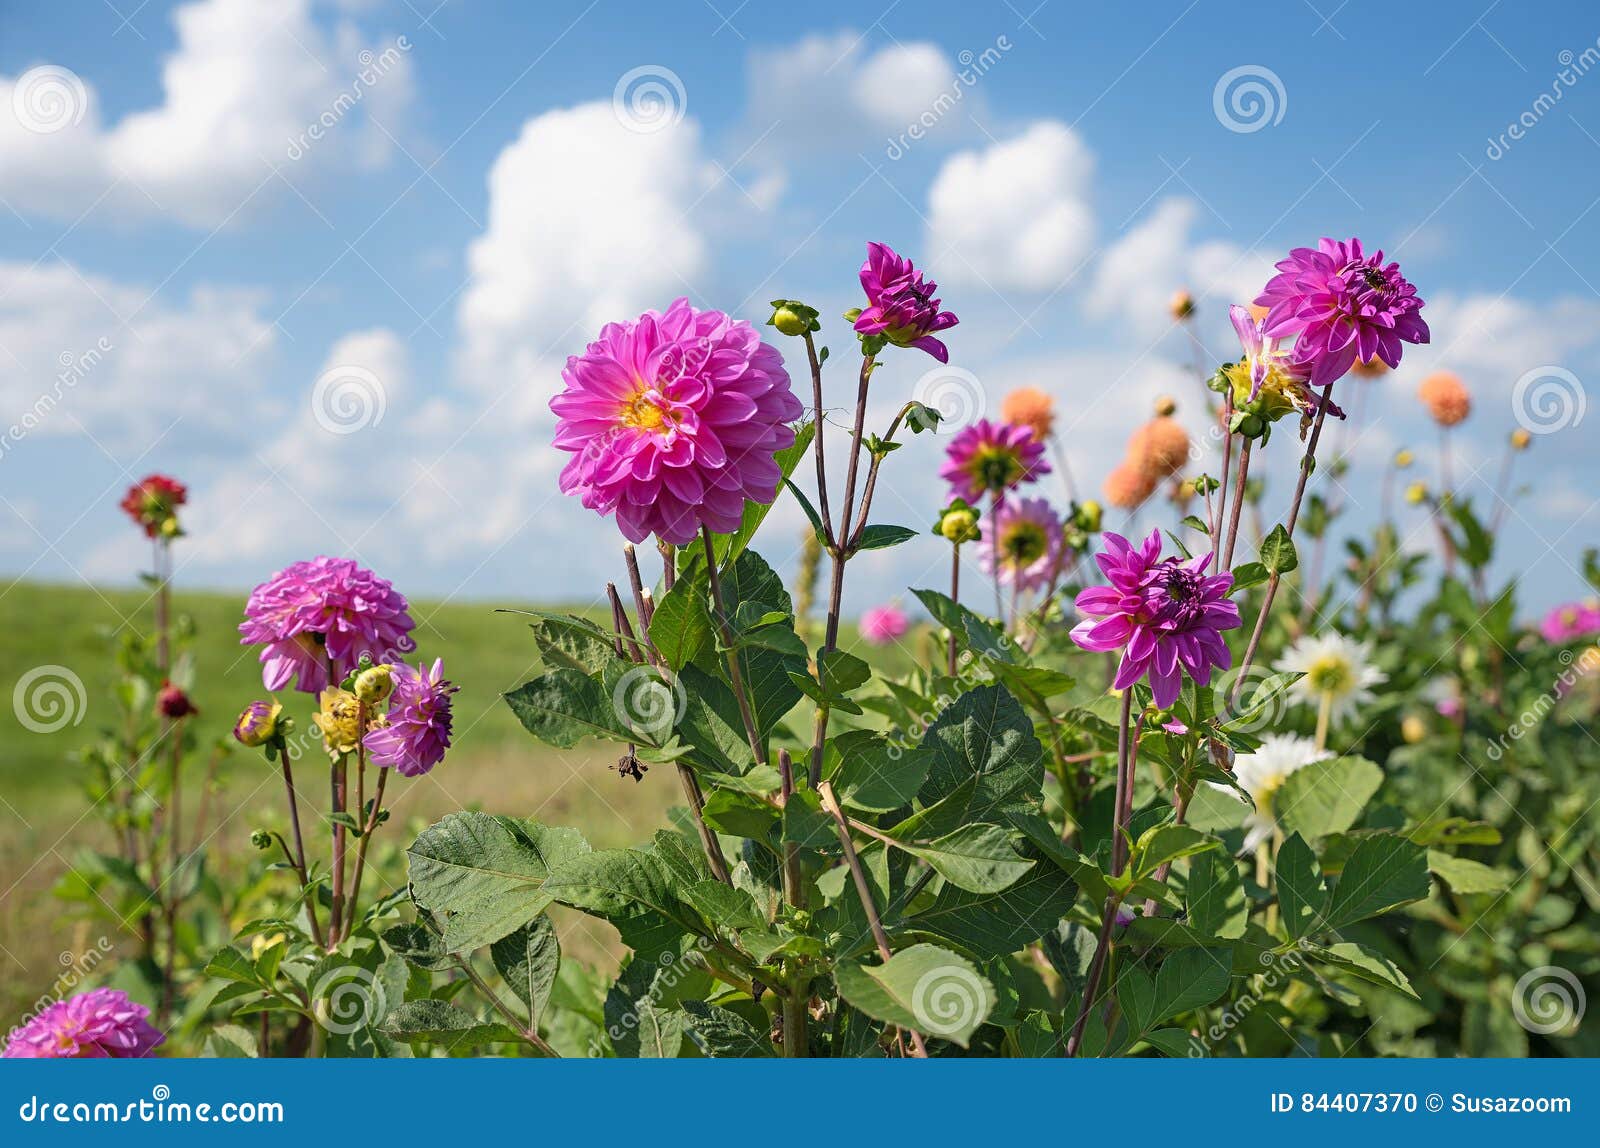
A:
620,386,673,433
1306,654,1354,696
1001,522,1049,566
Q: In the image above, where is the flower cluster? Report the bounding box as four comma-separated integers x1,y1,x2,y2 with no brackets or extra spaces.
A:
119,473,187,539
1070,530,1240,707
363,658,457,777
2,989,163,1058
239,557,416,694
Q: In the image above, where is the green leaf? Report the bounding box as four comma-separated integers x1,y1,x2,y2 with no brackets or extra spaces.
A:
1130,824,1217,879
682,1000,775,1057
781,788,836,850
648,580,715,671
1311,942,1419,999
834,943,995,1047
829,730,931,814
892,823,1035,894
1324,834,1430,929
1150,947,1233,1022
1275,832,1326,940
909,855,1079,958
380,1000,524,1049
490,915,560,1031
854,524,919,552
542,846,709,962
520,611,619,674
1230,561,1269,593
782,477,825,540
1427,850,1510,894
1275,755,1383,840
407,813,591,953
914,684,1044,827
1185,846,1247,939
1257,524,1298,574
503,668,633,749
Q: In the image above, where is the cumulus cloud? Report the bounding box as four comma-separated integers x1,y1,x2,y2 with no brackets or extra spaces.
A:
740,32,961,158
926,121,1095,293
455,102,714,424
1087,198,1273,339
0,0,413,227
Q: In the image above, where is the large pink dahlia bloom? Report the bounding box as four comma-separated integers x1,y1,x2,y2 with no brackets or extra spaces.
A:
978,496,1067,593
939,418,1051,503
552,299,804,545
3,989,163,1058
363,658,457,777
1254,237,1428,387
1070,530,1240,708
240,557,416,694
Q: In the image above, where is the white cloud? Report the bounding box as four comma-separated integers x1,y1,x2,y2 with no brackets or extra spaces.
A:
0,0,413,227
1087,198,1273,339
741,32,961,158
455,102,712,424
0,259,274,448
926,121,1095,292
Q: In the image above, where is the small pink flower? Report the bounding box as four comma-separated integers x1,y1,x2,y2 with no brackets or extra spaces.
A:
1540,601,1600,643
859,604,909,646
2,989,163,1058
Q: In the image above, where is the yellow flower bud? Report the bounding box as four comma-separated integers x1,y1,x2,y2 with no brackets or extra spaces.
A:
353,663,395,705
1154,394,1177,418
1404,482,1429,506
1401,715,1427,744
1510,428,1532,451
1394,449,1414,469
312,688,364,756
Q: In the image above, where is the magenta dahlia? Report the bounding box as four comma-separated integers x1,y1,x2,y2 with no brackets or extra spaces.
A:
939,418,1051,503
363,658,456,777
978,496,1067,594
3,989,163,1058
1540,601,1600,643
1070,530,1240,708
859,604,910,646
1254,238,1428,387
851,241,959,362
240,557,416,695
551,299,804,545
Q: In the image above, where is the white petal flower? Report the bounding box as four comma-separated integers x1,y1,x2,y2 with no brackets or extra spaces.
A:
1273,631,1387,725
1213,733,1330,854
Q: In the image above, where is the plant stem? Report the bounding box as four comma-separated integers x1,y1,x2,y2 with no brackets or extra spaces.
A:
278,752,323,946
947,544,961,676
677,761,732,886
777,750,808,1058
1220,438,1253,572
1211,393,1235,574
344,767,388,937
1066,689,1134,1057
1313,688,1334,753
817,778,927,1057
700,526,765,766
801,331,834,542
328,752,348,950
1231,393,1333,703
456,958,560,1057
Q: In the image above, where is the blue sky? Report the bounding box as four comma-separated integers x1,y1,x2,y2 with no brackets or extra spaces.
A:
2,0,1598,621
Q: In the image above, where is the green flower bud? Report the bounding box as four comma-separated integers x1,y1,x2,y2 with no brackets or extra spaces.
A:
1075,500,1102,534
353,663,395,705
767,299,819,337
933,499,982,544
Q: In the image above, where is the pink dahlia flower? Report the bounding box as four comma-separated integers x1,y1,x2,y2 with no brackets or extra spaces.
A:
1540,601,1600,643
859,604,909,646
1069,530,1240,708
978,496,1067,594
363,658,457,777
1255,238,1428,387
939,418,1051,503
552,299,804,545
3,989,163,1058
851,241,959,362
240,557,416,695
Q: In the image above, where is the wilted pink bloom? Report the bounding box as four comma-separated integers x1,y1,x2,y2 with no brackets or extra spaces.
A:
1255,238,1428,387
852,242,958,362
363,659,457,777
940,418,1050,503
551,299,803,545
3,989,163,1058
240,557,416,694
859,605,909,646
1541,601,1600,642
1069,530,1240,708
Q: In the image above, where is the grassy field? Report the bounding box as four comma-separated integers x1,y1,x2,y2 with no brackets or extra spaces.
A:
0,579,908,1020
